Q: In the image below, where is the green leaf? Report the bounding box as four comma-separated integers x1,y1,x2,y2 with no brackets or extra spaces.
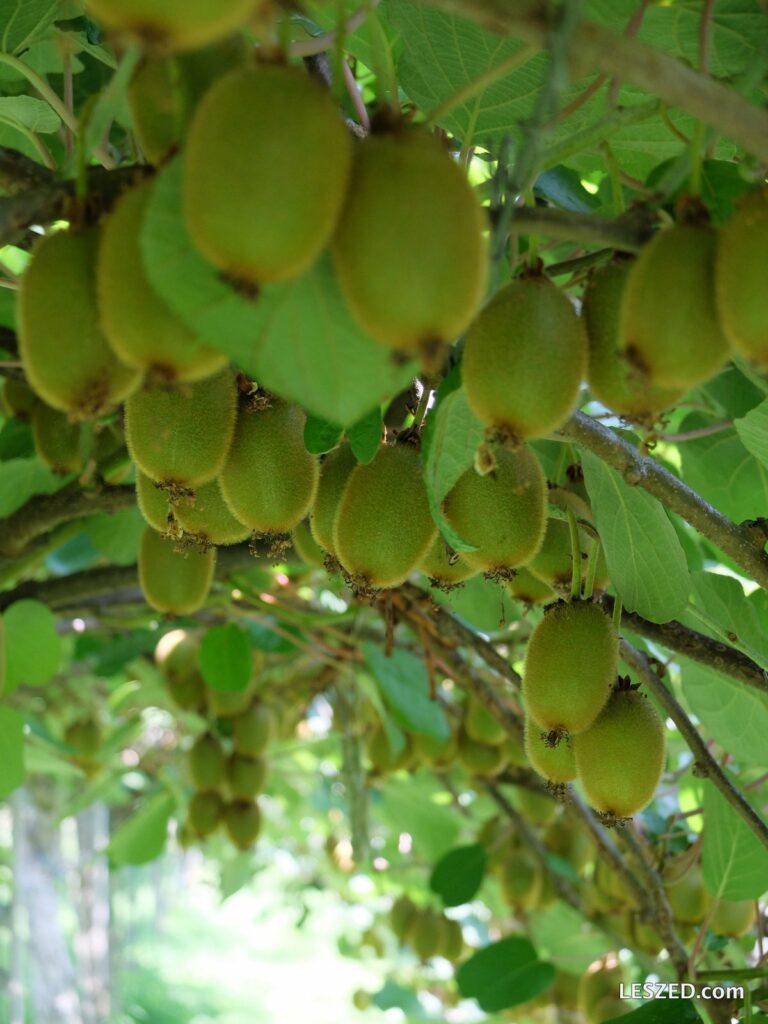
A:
528,903,613,974
85,507,144,567
702,782,768,900
199,623,252,693
679,423,768,523
0,95,59,133
582,449,689,622
379,775,460,860
0,457,64,517
430,844,486,907
685,571,768,671
735,398,768,470
456,936,555,1012
347,407,383,464
437,574,515,633
422,385,483,552
0,707,25,799
141,159,414,426
3,599,61,692
108,791,176,867
0,0,60,54
363,643,450,740
304,415,343,455
82,47,140,163
604,1001,702,1024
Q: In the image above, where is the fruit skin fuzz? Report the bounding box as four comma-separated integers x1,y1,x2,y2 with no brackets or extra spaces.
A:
716,188,768,366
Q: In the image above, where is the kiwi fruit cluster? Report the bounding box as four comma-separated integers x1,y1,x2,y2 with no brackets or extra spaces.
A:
388,896,464,962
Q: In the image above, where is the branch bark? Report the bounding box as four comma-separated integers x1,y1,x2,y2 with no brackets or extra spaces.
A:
507,205,657,253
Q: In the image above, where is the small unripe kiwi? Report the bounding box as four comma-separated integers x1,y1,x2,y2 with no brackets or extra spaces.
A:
456,729,507,777
516,787,558,826
98,181,227,383
174,479,250,546
664,859,713,924
166,669,206,712
333,443,437,591
500,849,542,909
544,817,593,873
187,790,224,837
710,899,756,938
155,628,198,680
31,403,82,474
390,895,419,942
136,470,174,533
410,909,443,960
584,259,683,420
219,400,319,536
523,601,617,738
138,527,216,614
463,275,587,440
184,64,352,285
188,732,225,791
232,701,273,756
226,753,267,800
366,725,413,773
506,568,555,606
85,0,256,52
224,799,262,850
65,717,102,757
1,378,39,421
524,718,577,784
351,990,371,1012
440,918,464,961
464,697,507,746
419,534,477,588
619,224,730,389
716,189,768,365
442,444,546,576
19,229,140,417
308,443,357,556
410,729,458,767
125,369,237,489
574,687,665,818
291,521,326,567
332,128,488,353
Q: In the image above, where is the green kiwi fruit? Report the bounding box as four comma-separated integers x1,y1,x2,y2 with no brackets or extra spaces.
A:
619,224,730,389
577,957,626,1024
333,443,437,591
31,403,83,474
225,753,267,799
390,895,418,942
1,378,39,421
419,534,476,588
583,259,684,420
187,790,224,837
516,787,558,826
166,669,206,712
524,718,577,784
64,717,102,757
710,899,756,938
366,725,413,773
409,729,458,767
456,729,507,777
232,701,273,756
136,470,174,533
332,128,487,353
224,799,262,850
85,0,257,52
291,520,326,567
630,915,664,956
410,908,442,960
442,444,546,576
440,918,464,961
125,369,237,489
506,568,555,606
219,399,319,535
500,849,542,909
188,732,225,791
528,490,609,592
574,687,665,818
174,479,250,546
206,679,260,720
138,526,216,614
308,443,357,556
716,189,768,365
19,229,140,417
463,275,587,440
155,628,198,681
664,860,713,924
523,601,617,738
183,64,352,285
464,696,507,746
98,181,227,382
544,817,593,873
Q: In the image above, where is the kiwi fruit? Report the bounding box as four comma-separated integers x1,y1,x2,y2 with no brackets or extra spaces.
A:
583,259,684,420
155,628,198,681
390,895,418,942
463,275,587,440
19,229,140,417
664,859,713,924
409,729,458,767
464,696,506,746
710,899,756,938
219,399,319,536
232,701,273,756
574,687,665,818
332,128,487,353
456,729,507,777
183,63,352,285
136,470,174,533
188,732,225,791
442,444,546,576
98,181,227,383
440,918,464,961
1,378,39,421
528,489,608,592
85,0,256,52
31,403,82,474
419,534,477,588
524,718,577,784
138,526,216,614
333,443,437,591
544,817,593,873
500,849,542,909
207,666,261,719
410,909,442,960
187,790,224,837
166,668,206,712
308,443,358,555
523,601,617,738
577,957,626,1024
125,369,237,489
506,568,555,606
516,787,558,826
717,189,768,365
291,520,326,567
619,224,730,389
226,753,267,800
64,717,101,758
630,915,664,956
224,799,262,850
366,725,413,773
174,479,251,546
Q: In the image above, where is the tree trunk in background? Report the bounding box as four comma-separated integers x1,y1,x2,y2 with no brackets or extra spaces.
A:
15,784,83,1024
75,803,110,1024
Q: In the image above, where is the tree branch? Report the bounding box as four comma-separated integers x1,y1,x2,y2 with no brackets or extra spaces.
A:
507,205,657,254
620,639,768,852
416,0,768,162
559,412,768,590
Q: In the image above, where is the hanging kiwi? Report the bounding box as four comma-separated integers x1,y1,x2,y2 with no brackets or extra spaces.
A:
187,790,224,837
174,479,251,547
183,63,352,285
224,799,262,850
332,127,488,355
1,378,39,422
232,701,274,757
524,717,577,785
188,731,225,791
136,470,175,534
716,188,768,366
85,0,258,52
19,228,140,417
308,442,357,556
226,753,268,800
291,520,326,568
138,526,216,614
31,403,83,474
419,534,477,589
